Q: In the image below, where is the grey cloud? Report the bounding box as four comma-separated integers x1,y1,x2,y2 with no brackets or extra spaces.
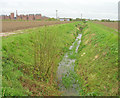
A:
0,0,119,20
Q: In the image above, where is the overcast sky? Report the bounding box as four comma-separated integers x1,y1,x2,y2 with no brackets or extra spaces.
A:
0,0,119,20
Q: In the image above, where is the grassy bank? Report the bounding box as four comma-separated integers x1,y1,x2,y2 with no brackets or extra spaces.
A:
75,22,118,96
2,22,79,96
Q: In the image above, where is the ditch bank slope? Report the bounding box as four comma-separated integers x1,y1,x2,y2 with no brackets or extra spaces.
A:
2,22,79,96
75,22,118,96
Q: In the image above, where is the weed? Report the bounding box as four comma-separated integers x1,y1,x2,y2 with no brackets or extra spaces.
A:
75,22,118,96
2,22,80,96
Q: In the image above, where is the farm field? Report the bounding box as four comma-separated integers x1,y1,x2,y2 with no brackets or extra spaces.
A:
94,22,118,30
1,21,118,96
1,21,72,32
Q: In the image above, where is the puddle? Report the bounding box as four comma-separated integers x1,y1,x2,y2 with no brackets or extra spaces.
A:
57,34,82,96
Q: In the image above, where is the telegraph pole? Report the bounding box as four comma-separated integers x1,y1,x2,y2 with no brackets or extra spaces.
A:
16,10,18,16
16,10,18,19
56,10,58,20
81,13,82,21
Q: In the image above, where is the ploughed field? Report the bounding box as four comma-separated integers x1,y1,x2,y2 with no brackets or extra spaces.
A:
2,21,72,32
94,22,118,30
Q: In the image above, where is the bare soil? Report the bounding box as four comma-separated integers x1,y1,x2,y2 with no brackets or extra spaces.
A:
94,22,118,30
1,21,72,32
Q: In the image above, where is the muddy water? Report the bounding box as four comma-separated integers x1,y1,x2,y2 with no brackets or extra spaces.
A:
57,34,82,96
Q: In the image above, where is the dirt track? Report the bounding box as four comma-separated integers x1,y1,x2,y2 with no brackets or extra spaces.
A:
1,21,72,32
94,22,118,30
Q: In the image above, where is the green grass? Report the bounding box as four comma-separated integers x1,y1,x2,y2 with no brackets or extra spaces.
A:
2,22,79,96
62,71,81,89
2,21,118,96
67,22,88,60
60,22,88,94
75,22,118,96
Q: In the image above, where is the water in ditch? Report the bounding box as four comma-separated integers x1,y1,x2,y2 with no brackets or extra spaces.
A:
57,34,82,96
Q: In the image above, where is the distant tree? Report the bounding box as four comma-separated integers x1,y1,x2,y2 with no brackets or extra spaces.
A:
93,19,99,21
70,18,72,21
107,19,111,22
101,19,111,22
75,18,86,21
76,18,80,21
48,18,56,21
101,19,105,22
82,19,85,21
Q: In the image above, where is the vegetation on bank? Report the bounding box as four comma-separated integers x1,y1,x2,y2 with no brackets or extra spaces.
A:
2,21,118,96
2,22,79,96
75,22,118,96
